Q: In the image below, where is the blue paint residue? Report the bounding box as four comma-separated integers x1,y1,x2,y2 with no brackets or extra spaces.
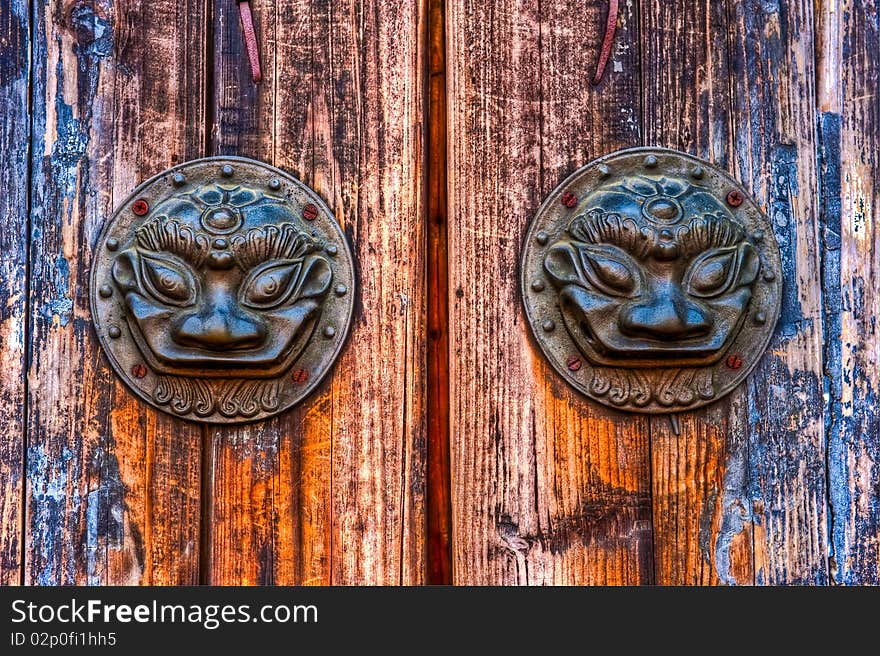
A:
770,143,805,337
819,112,849,584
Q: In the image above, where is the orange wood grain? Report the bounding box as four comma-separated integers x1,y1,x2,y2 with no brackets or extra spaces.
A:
447,0,653,585
206,0,427,584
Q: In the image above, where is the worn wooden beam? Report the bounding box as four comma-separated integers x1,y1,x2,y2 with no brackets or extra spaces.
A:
427,0,452,584
820,0,880,585
447,0,653,585
0,0,30,586
26,0,206,584
206,0,427,584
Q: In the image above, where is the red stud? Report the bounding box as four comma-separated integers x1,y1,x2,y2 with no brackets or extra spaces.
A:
561,192,578,208
566,356,582,372
131,363,148,379
132,199,150,216
726,190,744,207
725,354,743,370
303,203,319,221
291,369,309,383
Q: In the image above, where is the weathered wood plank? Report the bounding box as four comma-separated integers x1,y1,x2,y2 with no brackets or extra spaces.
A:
640,0,754,585
0,0,30,586
207,0,427,584
727,0,828,584
820,0,880,585
448,0,653,585
26,0,206,585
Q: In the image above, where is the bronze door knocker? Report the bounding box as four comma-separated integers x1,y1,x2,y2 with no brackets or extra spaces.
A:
90,156,355,424
521,147,782,418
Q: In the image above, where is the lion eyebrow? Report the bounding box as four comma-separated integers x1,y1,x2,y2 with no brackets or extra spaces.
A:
136,217,211,267
230,223,324,270
567,209,654,259
676,213,746,255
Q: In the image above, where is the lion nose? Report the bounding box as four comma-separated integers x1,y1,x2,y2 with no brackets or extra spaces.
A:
172,299,266,350
619,289,712,341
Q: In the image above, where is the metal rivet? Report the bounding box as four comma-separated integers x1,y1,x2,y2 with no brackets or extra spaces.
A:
542,319,555,332
213,238,228,249
323,326,336,338
691,166,704,179
751,230,764,242
268,178,281,190
335,284,348,297
106,238,119,251
566,356,582,372
326,244,338,256
763,270,776,282
644,155,658,168
531,279,545,292
221,164,234,177
303,203,319,221
131,363,148,379
108,325,122,339
132,199,149,216
291,369,309,384
561,192,578,208
754,311,767,325
98,285,113,298
597,164,611,178
172,173,186,186
726,190,744,207
536,231,549,245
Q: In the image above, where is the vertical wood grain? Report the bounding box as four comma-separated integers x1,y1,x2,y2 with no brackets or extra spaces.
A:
821,0,880,585
640,0,752,585
643,0,829,585
207,0,427,584
26,0,206,584
427,0,452,584
727,0,829,585
447,0,653,585
0,0,30,585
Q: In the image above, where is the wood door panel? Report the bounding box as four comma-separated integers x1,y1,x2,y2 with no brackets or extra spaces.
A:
206,0,428,585
24,0,207,585
447,0,653,585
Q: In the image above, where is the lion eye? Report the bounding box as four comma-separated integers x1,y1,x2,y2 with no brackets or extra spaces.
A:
241,260,301,309
578,245,641,297
685,247,738,297
141,254,197,306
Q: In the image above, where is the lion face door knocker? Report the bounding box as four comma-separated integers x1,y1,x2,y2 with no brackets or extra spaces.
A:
91,157,355,424
521,148,782,415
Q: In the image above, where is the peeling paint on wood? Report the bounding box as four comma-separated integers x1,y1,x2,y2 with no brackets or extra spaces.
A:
25,0,207,585
821,0,880,585
0,0,30,585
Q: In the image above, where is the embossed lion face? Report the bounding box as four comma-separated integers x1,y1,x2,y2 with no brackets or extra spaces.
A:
543,177,760,368
111,184,332,378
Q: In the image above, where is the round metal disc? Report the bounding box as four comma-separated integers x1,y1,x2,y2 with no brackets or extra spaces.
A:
90,156,355,424
521,147,782,413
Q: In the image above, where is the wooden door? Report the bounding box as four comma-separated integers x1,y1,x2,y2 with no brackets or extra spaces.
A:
1,0,878,586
